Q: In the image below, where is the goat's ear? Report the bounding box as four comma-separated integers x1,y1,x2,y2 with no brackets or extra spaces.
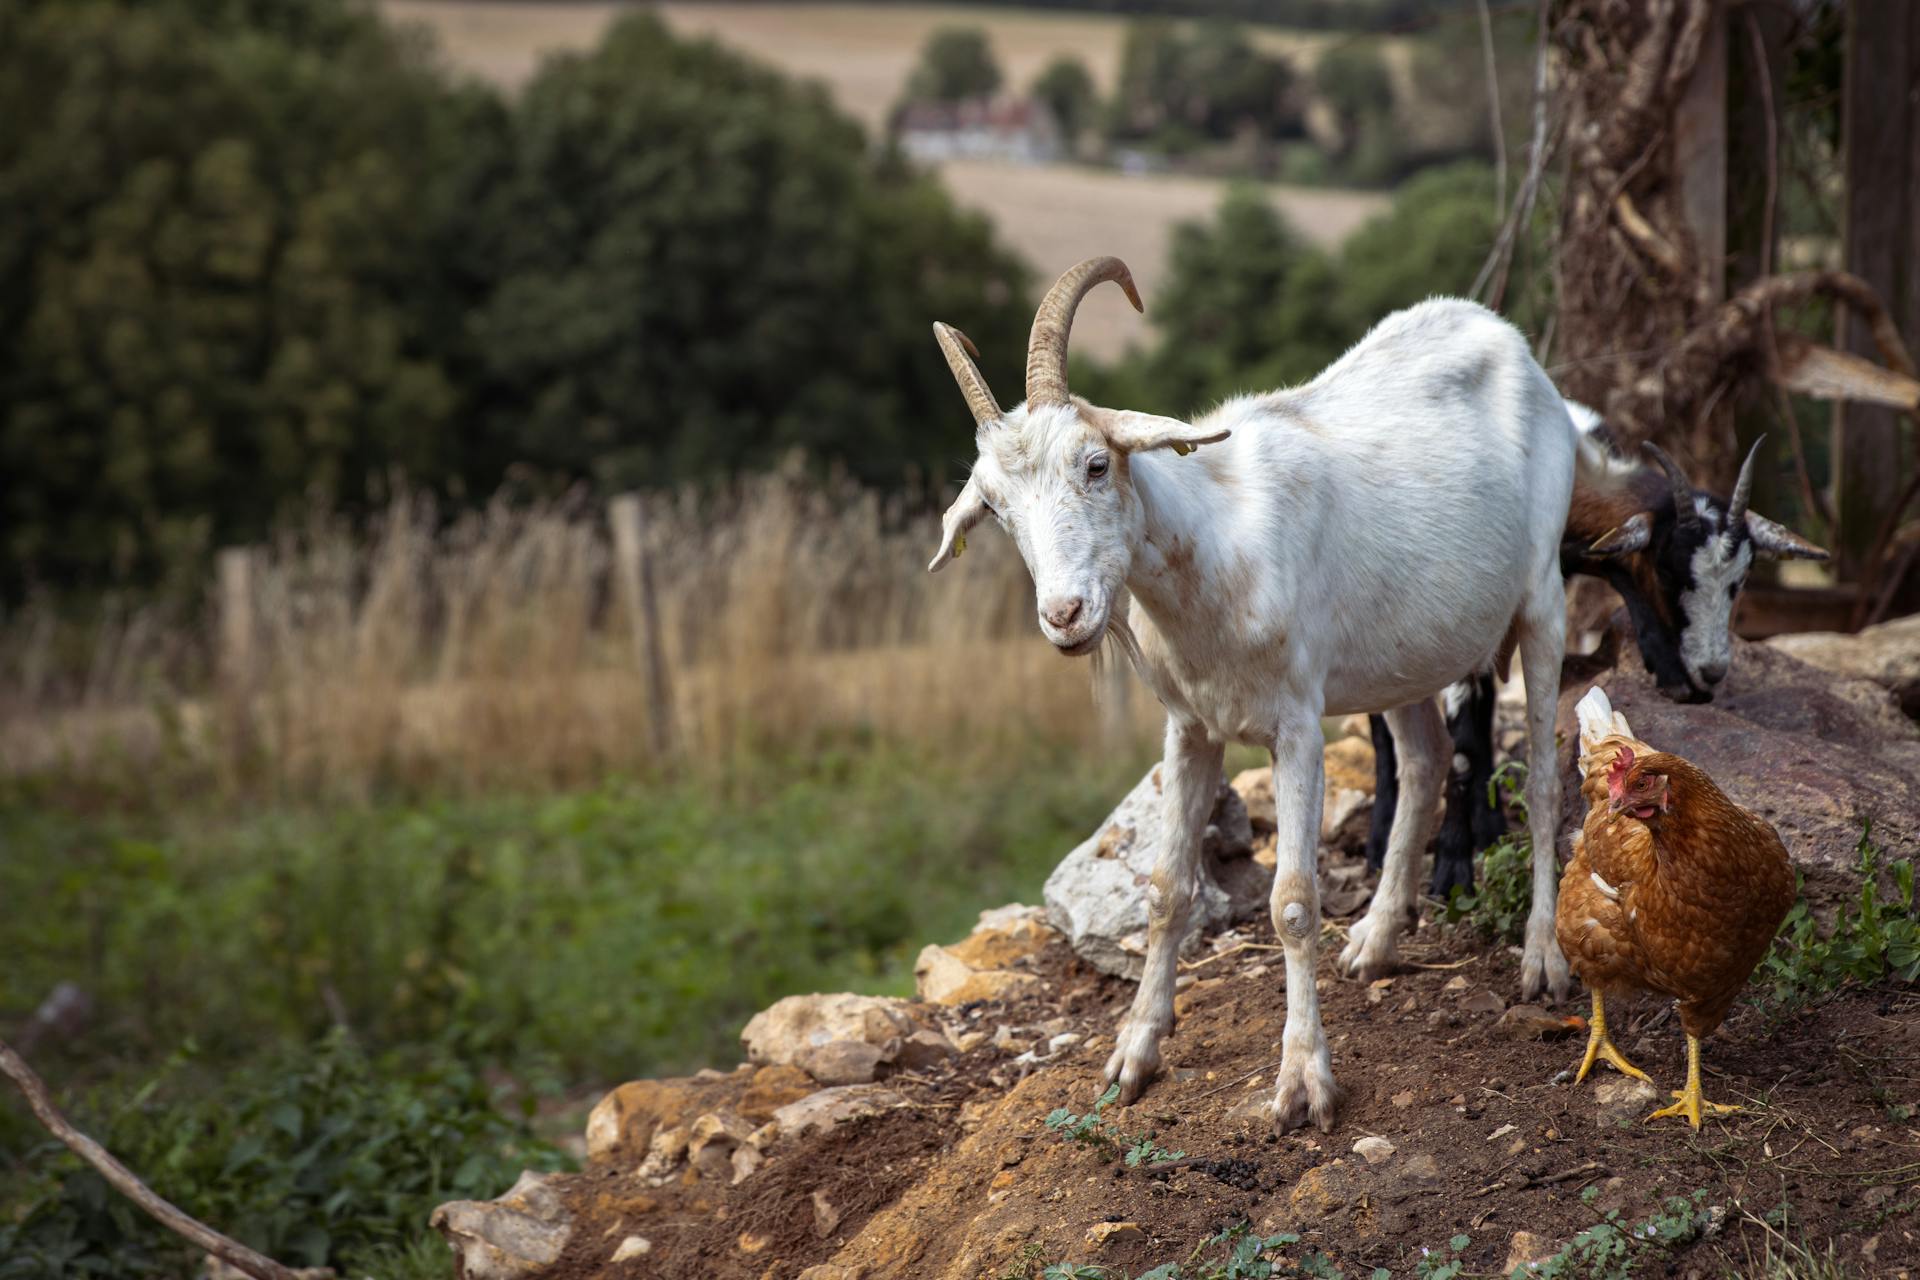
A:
1746,511,1828,561
1082,404,1229,456
1587,512,1652,557
928,475,991,573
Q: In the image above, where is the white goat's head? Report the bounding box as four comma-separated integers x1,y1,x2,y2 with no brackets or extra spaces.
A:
927,258,1228,656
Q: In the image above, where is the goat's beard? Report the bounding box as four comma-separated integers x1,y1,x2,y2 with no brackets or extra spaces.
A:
1089,594,1145,696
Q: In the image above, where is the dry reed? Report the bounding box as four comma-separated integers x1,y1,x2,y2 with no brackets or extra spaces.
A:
0,468,1157,797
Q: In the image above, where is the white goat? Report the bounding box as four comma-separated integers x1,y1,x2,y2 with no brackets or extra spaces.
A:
929,258,1576,1131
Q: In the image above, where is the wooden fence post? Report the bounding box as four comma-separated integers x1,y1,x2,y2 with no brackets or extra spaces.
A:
609,494,675,758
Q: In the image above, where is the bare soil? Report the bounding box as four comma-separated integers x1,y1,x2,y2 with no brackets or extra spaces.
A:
541,853,1920,1280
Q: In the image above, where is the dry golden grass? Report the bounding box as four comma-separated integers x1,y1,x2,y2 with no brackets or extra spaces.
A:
0,470,1157,796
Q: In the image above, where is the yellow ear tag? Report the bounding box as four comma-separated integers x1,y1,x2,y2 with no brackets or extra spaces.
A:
1172,441,1193,456
952,533,966,558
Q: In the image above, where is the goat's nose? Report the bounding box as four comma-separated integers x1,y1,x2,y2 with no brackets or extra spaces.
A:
1698,660,1729,686
1042,596,1084,629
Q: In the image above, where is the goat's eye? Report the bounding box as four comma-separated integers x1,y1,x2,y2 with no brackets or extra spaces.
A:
1087,452,1110,481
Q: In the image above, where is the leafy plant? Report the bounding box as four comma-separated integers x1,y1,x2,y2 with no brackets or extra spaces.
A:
1412,1233,1474,1279
1758,824,1920,1017
1045,1083,1184,1167
0,1030,567,1278
1440,761,1533,944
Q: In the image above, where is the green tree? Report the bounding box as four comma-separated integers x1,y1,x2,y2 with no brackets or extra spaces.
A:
474,14,1031,491
903,27,1002,104
1139,186,1345,410
0,0,503,591
1131,162,1536,412
1107,20,1297,150
1314,41,1398,183
1031,55,1098,143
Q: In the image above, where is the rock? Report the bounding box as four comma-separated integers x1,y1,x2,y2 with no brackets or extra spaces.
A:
738,1231,771,1254
1233,738,1375,841
812,1189,843,1238
892,1028,957,1069
1322,736,1377,795
611,1236,653,1263
797,1267,865,1280
951,1029,990,1053
1390,1090,1415,1108
431,1169,572,1280
772,1085,903,1139
1460,988,1506,1016
585,1075,735,1162
1497,1005,1586,1040
1769,615,1920,720
739,1064,817,1121
798,1039,890,1086
1505,1230,1556,1273
731,1146,763,1184
1086,1222,1145,1246
688,1111,755,1156
1046,766,1269,977
636,1125,691,1185
950,904,1061,969
742,994,918,1068
1399,1153,1441,1181
1556,638,1920,867
1591,1076,1661,1126
1351,1136,1396,1164
913,945,1042,1005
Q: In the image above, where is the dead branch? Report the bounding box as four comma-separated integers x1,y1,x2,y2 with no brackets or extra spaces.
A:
1472,0,1554,307
0,1038,312,1280
1476,0,1508,214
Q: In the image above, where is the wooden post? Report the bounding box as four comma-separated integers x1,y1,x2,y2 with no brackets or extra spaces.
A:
217,547,255,696
609,494,675,758
1836,0,1920,588
1727,3,1793,550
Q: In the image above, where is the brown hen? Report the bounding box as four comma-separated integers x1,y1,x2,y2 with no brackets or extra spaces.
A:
1556,686,1795,1128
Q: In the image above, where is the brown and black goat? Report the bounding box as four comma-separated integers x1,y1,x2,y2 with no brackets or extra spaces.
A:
1368,400,1828,897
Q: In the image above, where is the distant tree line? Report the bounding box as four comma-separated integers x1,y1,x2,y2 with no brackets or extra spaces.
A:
896,12,1528,187
678,0,1483,32
0,0,1032,593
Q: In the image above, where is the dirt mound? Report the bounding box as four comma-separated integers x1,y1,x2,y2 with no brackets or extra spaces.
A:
442,880,1917,1280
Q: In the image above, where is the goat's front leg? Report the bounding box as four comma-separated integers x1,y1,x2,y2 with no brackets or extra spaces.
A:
1342,699,1446,980
1268,706,1338,1131
1517,591,1572,1002
1102,718,1224,1103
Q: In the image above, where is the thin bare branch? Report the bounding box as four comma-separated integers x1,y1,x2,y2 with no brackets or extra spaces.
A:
0,1039,312,1280
1476,0,1508,215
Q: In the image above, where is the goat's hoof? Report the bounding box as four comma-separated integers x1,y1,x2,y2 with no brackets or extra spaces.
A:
1520,938,1572,1004
1339,915,1400,981
1102,1023,1165,1104
1270,1046,1339,1133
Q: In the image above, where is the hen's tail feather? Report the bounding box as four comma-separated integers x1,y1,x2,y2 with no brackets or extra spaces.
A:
1576,686,1634,756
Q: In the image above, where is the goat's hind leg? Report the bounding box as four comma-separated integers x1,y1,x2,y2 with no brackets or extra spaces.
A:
1103,718,1224,1103
1516,590,1573,1002
1342,699,1447,981
1363,713,1397,871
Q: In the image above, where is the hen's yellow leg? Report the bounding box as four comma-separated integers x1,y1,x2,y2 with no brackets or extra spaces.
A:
1573,990,1652,1085
1646,1034,1740,1129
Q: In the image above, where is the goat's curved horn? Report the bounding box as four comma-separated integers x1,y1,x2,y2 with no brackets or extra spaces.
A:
1642,442,1702,533
1727,434,1764,532
1026,257,1143,408
934,322,1002,426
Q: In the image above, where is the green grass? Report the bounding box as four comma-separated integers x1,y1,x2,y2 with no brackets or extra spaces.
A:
1,739,1149,1086
1,734,1153,1276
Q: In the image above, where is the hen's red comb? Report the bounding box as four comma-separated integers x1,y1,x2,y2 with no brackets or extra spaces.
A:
1607,745,1635,785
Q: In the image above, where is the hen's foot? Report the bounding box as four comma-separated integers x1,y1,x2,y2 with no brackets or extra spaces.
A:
1644,1033,1736,1130
1571,991,1652,1085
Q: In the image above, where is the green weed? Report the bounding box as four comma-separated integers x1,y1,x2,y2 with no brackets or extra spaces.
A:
1758,824,1920,1017
1440,761,1532,944
1044,1084,1185,1168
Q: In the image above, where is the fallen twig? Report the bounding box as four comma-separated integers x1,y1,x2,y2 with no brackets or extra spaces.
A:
0,1038,312,1280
